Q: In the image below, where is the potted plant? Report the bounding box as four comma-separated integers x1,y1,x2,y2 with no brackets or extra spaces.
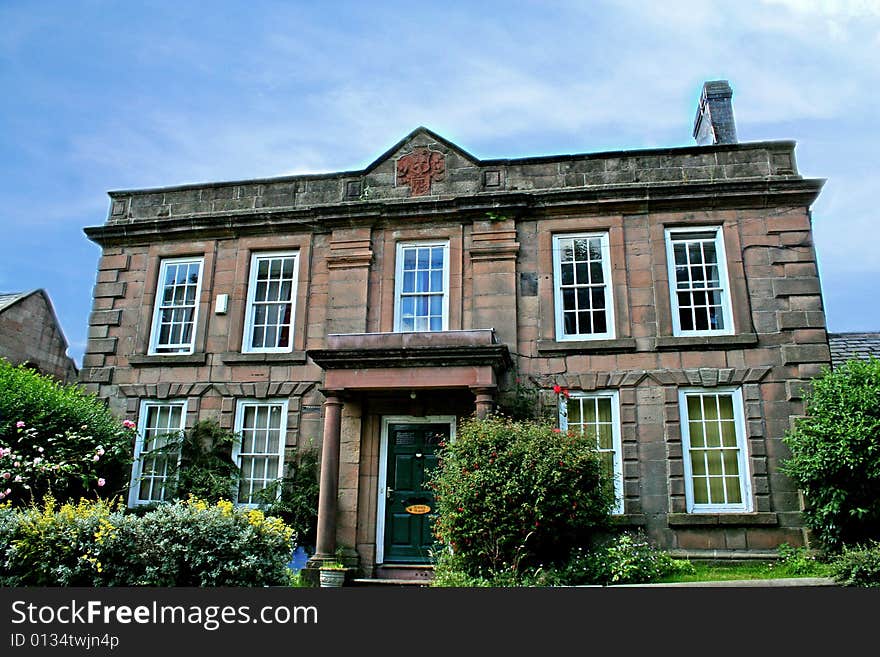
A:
318,561,347,587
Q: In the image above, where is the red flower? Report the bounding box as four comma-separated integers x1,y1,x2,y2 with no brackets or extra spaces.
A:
553,384,562,394
552,428,561,433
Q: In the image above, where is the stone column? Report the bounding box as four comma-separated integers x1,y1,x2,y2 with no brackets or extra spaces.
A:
471,386,496,419
314,391,344,559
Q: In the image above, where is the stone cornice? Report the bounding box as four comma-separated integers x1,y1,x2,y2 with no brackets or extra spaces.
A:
84,177,825,247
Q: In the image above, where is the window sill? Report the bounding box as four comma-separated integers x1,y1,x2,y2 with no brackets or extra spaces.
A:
667,512,778,527
609,513,647,526
128,353,207,366
654,333,758,351
220,351,307,364
536,337,637,355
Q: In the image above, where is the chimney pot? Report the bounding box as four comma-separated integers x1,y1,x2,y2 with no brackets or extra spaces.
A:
693,80,738,145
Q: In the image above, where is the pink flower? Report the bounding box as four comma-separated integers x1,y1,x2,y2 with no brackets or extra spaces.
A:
122,420,136,429
1,472,9,480
37,447,44,453
5,489,10,495
32,457,41,465
0,493,5,500
96,447,105,456
97,478,106,487
13,462,20,468
92,454,100,462
15,421,25,428
13,475,22,483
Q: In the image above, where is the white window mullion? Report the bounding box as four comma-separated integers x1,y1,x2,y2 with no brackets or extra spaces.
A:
394,241,449,333
559,390,623,514
243,252,299,353
232,399,288,507
666,227,734,336
129,400,187,507
552,232,615,341
149,258,204,355
680,387,751,512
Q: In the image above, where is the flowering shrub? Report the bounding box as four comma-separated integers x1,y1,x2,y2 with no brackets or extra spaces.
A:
560,532,694,585
0,360,134,504
0,497,295,586
254,445,320,551
429,415,614,577
828,541,880,587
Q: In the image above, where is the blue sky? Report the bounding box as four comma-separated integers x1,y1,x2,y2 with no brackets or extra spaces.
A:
2,0,878,367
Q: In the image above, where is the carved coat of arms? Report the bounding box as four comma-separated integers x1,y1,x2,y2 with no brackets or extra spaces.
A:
396,148,445,196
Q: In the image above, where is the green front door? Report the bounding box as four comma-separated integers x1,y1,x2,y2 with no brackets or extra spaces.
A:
383,422,448,563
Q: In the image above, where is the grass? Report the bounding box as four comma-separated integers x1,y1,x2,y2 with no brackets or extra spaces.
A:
654,555,833,584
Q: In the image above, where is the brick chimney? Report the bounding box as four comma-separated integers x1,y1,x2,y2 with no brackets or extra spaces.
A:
693,80,738,145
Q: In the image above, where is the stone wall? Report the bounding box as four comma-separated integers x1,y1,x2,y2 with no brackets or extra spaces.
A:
0,291,78,384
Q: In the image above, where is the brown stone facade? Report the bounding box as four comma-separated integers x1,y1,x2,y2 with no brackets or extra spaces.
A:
81,122,828,573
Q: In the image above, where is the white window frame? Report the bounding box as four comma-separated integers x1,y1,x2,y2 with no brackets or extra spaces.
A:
552,232,615,341
128,399,187,507
679,387,752,513
665,226,734,337
231,399,289,508
559,390,624,514
148,257,204,355
241,251,300,353
393,241,450,333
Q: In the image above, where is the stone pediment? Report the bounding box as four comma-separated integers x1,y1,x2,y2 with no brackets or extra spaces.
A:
360,126,481,199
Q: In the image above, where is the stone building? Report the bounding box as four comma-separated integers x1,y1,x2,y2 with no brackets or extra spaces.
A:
80,80,830,576
0,289,78,384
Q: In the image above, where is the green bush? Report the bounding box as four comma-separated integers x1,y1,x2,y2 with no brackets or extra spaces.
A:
129,499,294,586
828,541,880,587
431,532,691,587
561,532,694,585
0,360,134,504
774,543,829,577
164,420,241,503
782,358,880,551
429,415,614,577
430,548,566,587
0,497,295,586
496,375,539,420
254,445,319,551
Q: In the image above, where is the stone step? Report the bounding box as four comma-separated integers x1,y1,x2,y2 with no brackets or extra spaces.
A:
351,577,430,587
375,564,434,582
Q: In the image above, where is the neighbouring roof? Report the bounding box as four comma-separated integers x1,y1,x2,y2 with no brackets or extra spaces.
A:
0,291,31,313
828,333,880,368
